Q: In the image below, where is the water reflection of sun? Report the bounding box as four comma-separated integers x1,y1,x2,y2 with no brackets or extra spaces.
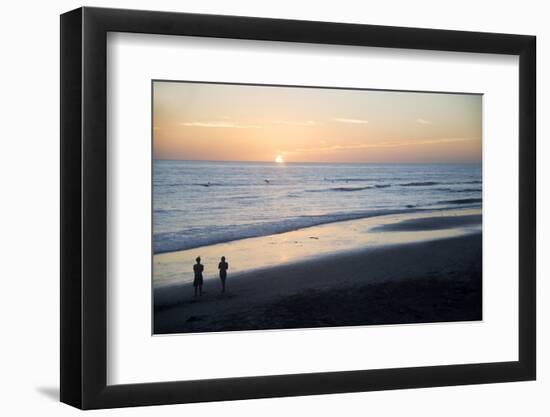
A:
275,155,284,164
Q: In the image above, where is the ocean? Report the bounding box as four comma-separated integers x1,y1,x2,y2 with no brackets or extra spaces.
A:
153,160,482,255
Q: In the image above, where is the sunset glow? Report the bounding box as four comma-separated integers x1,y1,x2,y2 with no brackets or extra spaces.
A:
153,81,482,164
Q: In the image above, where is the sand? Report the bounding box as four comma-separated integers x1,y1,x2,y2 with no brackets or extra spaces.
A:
370,214,482,232
153,208,481,288
154,231,482,334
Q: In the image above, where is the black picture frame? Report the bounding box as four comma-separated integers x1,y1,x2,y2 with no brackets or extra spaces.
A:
60,6,536,410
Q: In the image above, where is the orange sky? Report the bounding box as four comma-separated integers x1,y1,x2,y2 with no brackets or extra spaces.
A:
153,81,482,164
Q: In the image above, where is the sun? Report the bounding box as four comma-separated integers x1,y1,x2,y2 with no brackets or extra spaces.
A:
275,155,285,164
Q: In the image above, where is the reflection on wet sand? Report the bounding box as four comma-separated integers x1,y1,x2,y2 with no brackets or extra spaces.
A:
154,207,481,288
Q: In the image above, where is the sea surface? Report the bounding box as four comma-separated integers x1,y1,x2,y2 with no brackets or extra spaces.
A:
153,160,482,255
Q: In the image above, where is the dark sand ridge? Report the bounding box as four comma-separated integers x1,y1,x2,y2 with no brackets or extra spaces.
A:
154,213,482,334
153,208,481,289
370,214,481,232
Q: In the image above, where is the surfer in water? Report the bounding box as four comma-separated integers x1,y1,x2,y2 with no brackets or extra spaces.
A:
193,257,204,297
218,256,229,293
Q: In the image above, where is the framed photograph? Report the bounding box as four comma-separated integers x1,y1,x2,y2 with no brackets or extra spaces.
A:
60,7,536,409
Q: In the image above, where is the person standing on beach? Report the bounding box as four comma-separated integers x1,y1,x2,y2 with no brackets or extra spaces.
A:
218,256,229,293
193,257,204,297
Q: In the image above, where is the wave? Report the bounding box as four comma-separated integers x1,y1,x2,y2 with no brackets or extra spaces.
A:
439,198,482,205
322,178,482,185
302,179,482,193
323,177,409,183
307,184,391,193
432,187,482,193
323,178,370,182
400,181,440,187
400,180,481,187
307,186,371,192
154,208,415,254
158,179,480,191
329,186,373,192
153,198,482,254
154,198,483,254
450,188,482,193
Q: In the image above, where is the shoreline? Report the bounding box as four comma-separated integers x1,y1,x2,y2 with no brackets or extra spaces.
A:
154,207,481,289
154,232,482,334
154,204,481,255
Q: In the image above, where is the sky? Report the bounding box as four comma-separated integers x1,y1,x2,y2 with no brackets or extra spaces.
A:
153,81,482,164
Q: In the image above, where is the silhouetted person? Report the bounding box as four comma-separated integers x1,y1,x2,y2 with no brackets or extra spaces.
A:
218,256,229,293
193,257,204,297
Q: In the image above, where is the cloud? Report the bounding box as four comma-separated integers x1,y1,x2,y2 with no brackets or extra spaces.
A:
180,121,262,129
180,119,318,128
416,118,432,125
273,120,316,126
286,137,476,154
332,118,369,124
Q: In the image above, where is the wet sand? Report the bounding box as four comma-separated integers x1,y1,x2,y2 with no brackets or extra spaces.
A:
153,208,481,288
370,214,482,232
154,232,482,334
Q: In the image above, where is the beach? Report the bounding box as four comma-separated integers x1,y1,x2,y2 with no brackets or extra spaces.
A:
151,86,483,335
154,210,482,334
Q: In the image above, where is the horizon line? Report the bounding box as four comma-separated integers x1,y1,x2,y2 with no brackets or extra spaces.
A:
153,158,482,165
